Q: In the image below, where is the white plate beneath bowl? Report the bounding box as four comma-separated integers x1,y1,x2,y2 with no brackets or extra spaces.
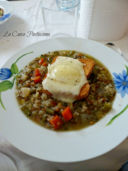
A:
0,38,128,163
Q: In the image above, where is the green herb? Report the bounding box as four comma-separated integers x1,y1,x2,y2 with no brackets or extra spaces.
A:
41,55,46,58
106,104,128,126
46,108,54,114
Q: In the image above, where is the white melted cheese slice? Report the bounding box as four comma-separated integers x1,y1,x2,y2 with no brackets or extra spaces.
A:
42,56,87,103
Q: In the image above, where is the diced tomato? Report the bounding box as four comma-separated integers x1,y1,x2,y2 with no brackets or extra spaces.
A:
42,62,47,66
34,68,41,76
32,76,41,83
62,106,72,121
39,58,44,65
49,115,63,129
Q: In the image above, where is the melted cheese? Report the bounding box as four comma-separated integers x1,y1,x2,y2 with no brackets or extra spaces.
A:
42,56,87,102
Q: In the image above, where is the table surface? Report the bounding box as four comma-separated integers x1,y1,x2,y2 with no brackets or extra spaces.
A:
0,1,128,171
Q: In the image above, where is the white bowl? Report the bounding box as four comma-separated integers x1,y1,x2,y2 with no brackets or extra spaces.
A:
0,38,128,163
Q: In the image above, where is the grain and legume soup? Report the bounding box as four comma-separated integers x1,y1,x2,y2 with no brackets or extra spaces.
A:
16,50,116,131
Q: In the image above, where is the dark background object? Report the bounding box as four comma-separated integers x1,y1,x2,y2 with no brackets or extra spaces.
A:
119,161,128,171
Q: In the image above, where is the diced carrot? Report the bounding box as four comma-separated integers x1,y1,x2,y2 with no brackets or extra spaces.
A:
32,76,41,83
42,62,47,66
49,115,63,129
34,68,41,76
79,58,95,78
39,58,44,65
77,83,90,100
62,106,72,121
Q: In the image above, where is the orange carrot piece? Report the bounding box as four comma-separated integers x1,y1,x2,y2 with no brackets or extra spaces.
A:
62,106,73,121
42,62,47,66
49,115,63,129
34,68,41,76
39,58,44,65
32,76,41,83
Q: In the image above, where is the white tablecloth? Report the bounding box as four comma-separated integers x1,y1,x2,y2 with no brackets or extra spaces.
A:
0,1,128,171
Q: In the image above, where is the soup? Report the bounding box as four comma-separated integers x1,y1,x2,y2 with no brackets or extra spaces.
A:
16,50,116,130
